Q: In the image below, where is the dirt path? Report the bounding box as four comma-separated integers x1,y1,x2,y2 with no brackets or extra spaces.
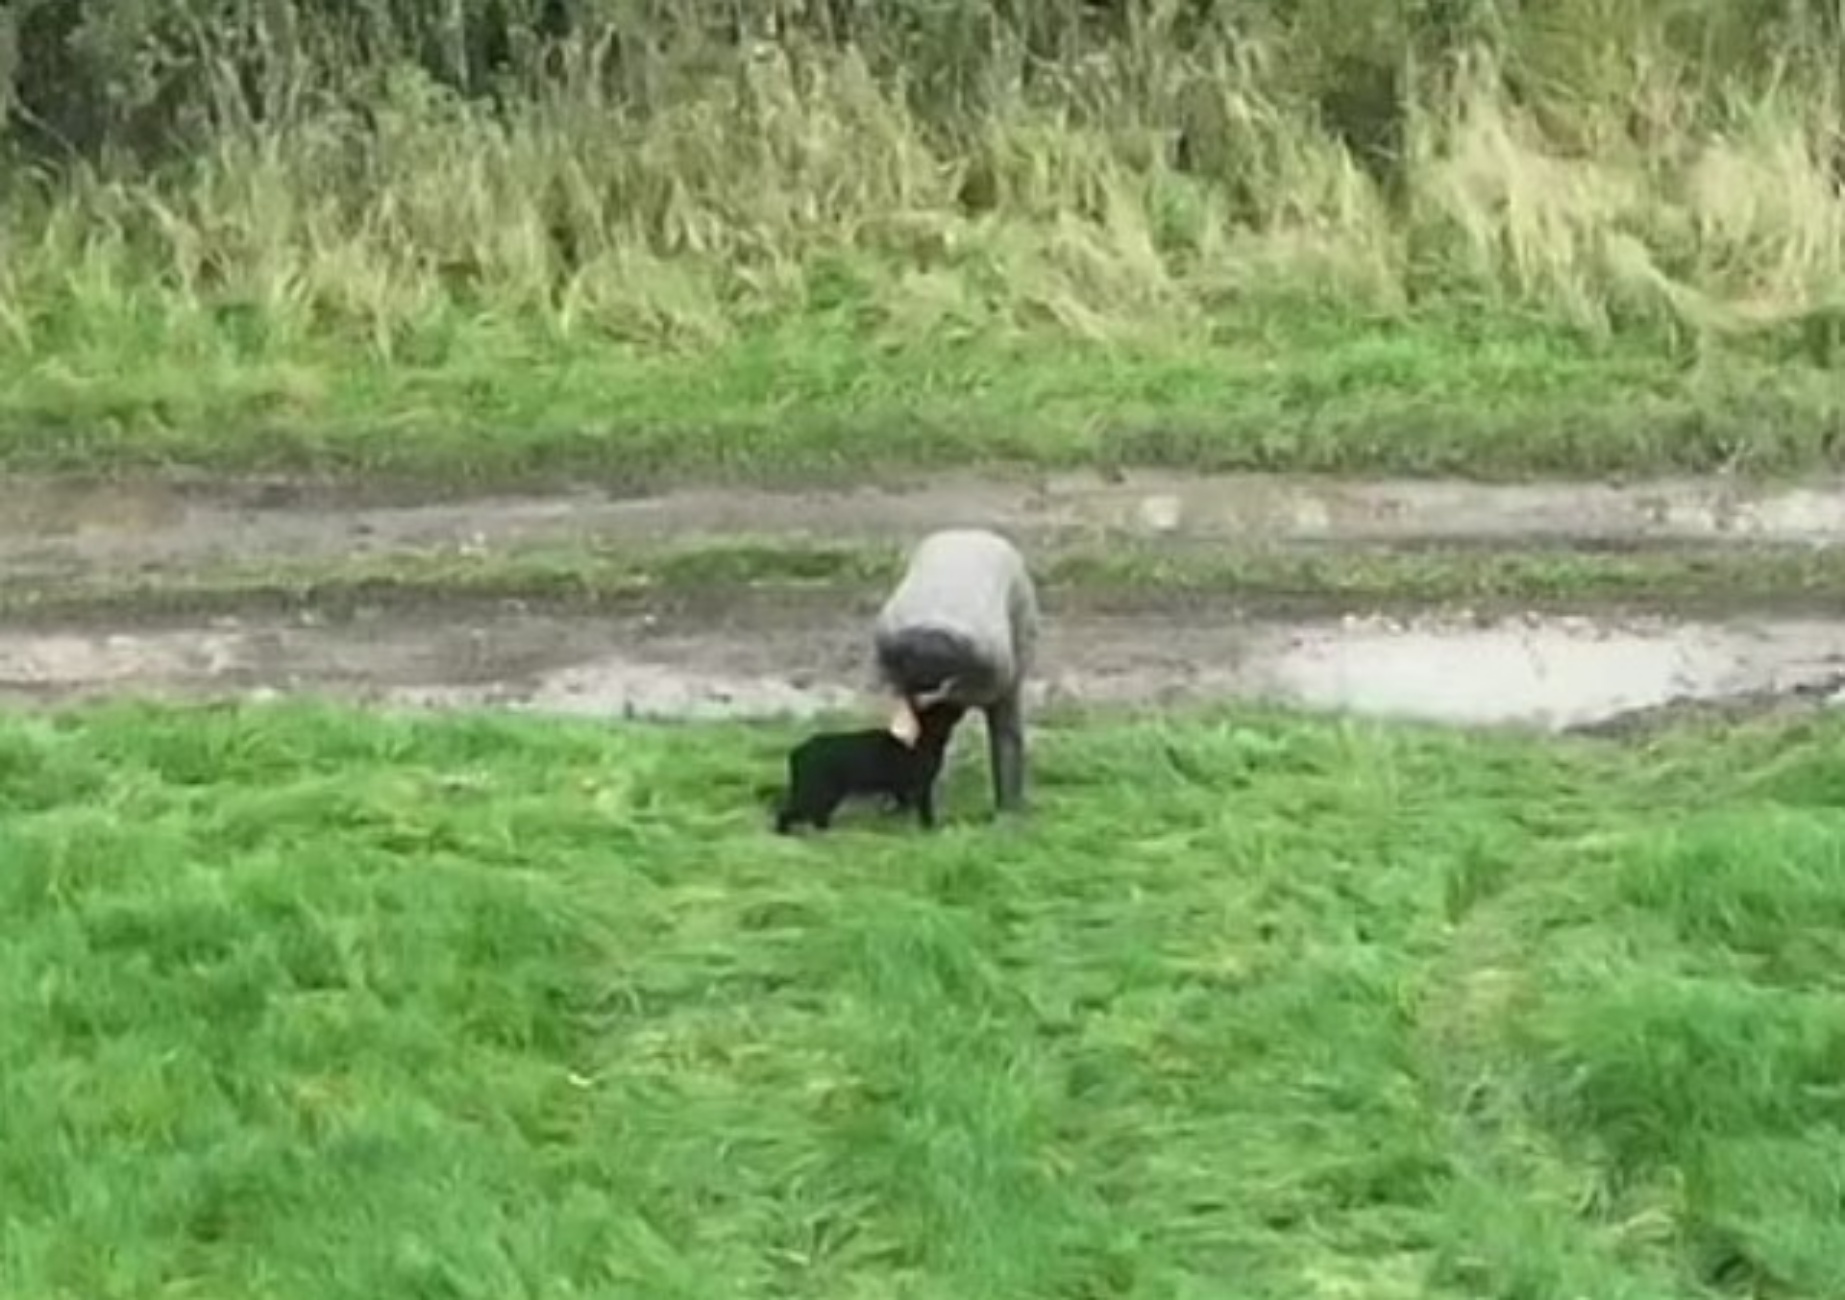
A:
7,469,1845,586
5,592,1843,734
5,470,1845,733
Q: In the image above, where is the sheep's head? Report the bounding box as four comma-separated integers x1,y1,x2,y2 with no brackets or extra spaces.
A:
889,676,958,747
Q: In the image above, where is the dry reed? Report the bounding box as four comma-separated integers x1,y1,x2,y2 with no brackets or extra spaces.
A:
4,3,1845,363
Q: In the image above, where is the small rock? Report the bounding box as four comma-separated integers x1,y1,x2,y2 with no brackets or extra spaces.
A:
1288,497,1333,535
1136,494,1184,534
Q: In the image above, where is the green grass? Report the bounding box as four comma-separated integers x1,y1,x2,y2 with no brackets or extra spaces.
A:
6,305,1843,487
17,4,1845,487
5,698,1845,1298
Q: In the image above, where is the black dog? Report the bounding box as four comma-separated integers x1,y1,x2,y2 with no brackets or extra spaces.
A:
774,702,967,834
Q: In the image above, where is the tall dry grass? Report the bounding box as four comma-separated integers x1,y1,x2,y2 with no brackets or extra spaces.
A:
4,2,1845,362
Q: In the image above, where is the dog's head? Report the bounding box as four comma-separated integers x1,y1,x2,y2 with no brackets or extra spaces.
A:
914,699,967,744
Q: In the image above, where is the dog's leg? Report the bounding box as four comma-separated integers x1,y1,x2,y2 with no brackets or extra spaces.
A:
811,793,841,831
915,779,938,829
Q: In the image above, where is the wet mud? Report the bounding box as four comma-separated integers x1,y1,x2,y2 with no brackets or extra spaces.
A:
5,470,1845,735
3,597,1842,735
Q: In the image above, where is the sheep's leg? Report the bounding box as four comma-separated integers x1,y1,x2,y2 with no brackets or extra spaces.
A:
985,688,1026,814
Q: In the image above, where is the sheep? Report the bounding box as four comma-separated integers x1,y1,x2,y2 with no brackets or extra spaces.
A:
871,528,1039,814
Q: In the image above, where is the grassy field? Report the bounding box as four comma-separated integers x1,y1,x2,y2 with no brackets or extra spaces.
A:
9,6,1845,484
18,308,1837,486
4,697,1845,1298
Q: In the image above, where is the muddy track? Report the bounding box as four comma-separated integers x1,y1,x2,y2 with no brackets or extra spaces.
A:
8,469,1845,586
5,470,1845,734
6,587,1845,736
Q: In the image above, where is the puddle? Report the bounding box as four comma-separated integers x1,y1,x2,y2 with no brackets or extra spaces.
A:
2,603,1842,734
1246,614,1845,730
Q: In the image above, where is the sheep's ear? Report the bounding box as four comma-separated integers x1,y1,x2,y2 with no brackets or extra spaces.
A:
915,677,958,707
888,699,921,747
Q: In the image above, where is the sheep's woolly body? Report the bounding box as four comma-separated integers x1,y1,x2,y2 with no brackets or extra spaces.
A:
871,528,1039,812
872,529,1038,703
